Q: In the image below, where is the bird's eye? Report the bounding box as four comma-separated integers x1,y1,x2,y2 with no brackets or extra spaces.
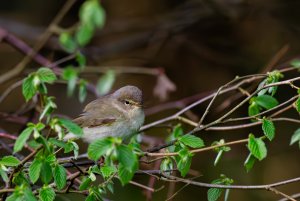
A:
124,100,130,105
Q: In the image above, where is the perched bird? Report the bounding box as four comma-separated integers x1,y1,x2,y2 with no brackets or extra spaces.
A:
64,85,145,143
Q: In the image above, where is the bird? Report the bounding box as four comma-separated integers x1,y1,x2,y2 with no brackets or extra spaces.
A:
64,85,145,143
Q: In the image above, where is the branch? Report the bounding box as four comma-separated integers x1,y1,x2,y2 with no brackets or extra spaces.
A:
0,0,77,84
161,175,300,190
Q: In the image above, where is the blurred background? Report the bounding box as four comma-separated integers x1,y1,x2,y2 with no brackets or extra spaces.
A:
0,0,300,200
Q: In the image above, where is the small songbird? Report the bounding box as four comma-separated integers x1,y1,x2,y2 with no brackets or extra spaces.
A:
64,85,145,143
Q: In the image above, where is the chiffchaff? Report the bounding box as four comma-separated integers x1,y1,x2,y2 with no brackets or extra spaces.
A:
64,85,145,143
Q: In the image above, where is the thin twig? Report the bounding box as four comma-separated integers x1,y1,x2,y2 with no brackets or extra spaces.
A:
0,0,77,84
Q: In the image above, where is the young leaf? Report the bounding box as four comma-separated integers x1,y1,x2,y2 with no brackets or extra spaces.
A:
58,118,83,137
295,97,300,113
100,165,117,178
53,165,67,190
160,158,173,176
248,102,260,117
207,188,223,201
41,161,53,184
79,177,92,191
213,150,223,166
37,68,57,84
79,0,106,28
0,156,20,166
255,95,278,110
96,70,115,95
117,144,137,170
290,128,300,148
244,153,256,172
247,134,267,161
76,52,86,68
62,67,78,96
179,134,205,148
14,127,34,153
76,23,94,46
29,159,42,183
290,59,300,68
0,168,8,182
176,148,193,177
59,32,76,53
6,192,20,201
172,124,184,138
262,119,275,141
78,79,87,103
88,138,113,160
86,193,97,201
39,186,55,201
118,164,134,185
24,188,38,201
22,75,36,101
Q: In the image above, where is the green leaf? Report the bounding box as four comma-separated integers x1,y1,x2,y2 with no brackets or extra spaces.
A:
14,127,34,153
176,148,193,177
0,168,8,182
41,161,53,184
213,150,223,166
6,192,20,201
39,186,55,201
76,52,86,69
160,158,173,176
37,67,57,84
248,102,260,117
62,67,78,96
117,144,137,170
290,59,300,68
96,70,115,95
79,177,92,191
0,156,20,166
12,171,29,186
64,142,74,153
79,79,87,103
290,128,300,148
207,188,223,201
92,3,106,28
79,0,106,28
76,23,94,46
88,138,113,160
247,134,267,161
262,119,275,141
179,134,205,148
29,158,42,183
118,164,134,185
71,141,79,159
224,189,230,201
24,188,38,201
101,165,117,178
53,165,67,190
49,138,66,148
86,193,98,201
255,95,278,110
244,153,256,172
59,32,76,53
59,118,83,137
295,97,300,113
172,124,184,138
22,75,36,102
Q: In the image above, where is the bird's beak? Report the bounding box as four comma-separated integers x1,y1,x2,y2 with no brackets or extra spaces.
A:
133,102,143,108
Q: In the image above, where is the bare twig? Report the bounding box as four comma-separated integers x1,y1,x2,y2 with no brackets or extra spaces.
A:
0,0,77,84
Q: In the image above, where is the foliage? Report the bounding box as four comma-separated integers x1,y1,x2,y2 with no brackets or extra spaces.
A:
207,175,233,201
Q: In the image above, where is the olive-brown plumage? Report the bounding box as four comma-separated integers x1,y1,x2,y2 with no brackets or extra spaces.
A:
64,86,145,143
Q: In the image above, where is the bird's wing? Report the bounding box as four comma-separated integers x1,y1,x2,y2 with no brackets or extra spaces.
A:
73,97,123,128
73,116,116,128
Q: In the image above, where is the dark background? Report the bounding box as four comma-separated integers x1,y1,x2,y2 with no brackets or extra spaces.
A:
0,0,300,200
